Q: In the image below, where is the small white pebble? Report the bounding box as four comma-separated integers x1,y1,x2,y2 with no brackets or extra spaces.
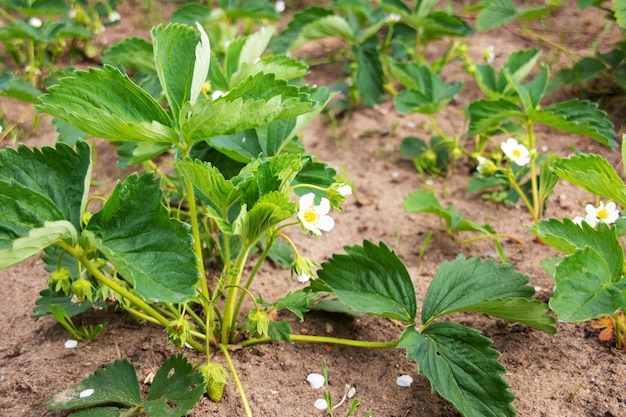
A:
64,339,78,349
396,374,413,387
406,121,417,128
306,373,325,389
347,385,356,398
184,342,192,349
79,388,94,398
313,398,328,410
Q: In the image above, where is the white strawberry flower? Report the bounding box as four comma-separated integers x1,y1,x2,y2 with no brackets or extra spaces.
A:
275,1,285,13
298,193,334,235
108,11,121,23
584,201,619,227
483,45,496,64
501,137,530,166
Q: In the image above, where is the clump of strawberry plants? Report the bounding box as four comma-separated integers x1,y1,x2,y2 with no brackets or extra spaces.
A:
0,20,559,417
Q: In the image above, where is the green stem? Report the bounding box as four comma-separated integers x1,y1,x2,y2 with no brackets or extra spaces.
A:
219,344,253,417
527,123,540,222
221,245,251,344
57,241,170,328
232,238,274,321
240,334,400,349
506,169,538,224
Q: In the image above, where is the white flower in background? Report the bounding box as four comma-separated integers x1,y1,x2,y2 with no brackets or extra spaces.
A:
573,216,585,227
385,13,401,23
483,45,496,64
275,0,286,13
79,388,94,398
211,90,225,100
298,193,335,235
396,374,413,387
313,398,328,410
500,137,530,166
29,17,42,28
584,201,619,227
64,339,78,349
337,184,352,197
297,272,310,283
108,11,121,23
306,373,325,389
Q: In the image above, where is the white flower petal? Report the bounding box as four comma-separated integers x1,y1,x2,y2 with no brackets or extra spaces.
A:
396,374,413,387
573,216,584,227
299,192,316,209
316,197,331,215
298,272,311,283
337,185,352,196
306,373,325,389
313,398,328,410
64,339,78,349
315,215,335,232
29,17,42,28
79,388,94,398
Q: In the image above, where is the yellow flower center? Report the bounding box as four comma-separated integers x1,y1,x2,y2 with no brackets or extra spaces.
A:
512,149,521,157
303,210,318,223
597,208,608,220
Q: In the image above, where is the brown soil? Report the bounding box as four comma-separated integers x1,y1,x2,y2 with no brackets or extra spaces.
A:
1,2,626,417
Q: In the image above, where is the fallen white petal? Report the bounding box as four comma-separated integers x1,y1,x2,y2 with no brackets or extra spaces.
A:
306,373,325,389
313,398,328,410
79,388,94,398
396,374,413,387
64,339,78,349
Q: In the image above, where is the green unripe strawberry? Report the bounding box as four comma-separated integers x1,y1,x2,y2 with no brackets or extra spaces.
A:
200,363,228,402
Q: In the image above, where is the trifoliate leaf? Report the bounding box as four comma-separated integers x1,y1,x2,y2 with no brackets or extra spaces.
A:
401,324,516,417
315,240,417,323
145,354,205,417
551,247,626,322
47,359,141,410
233,192,295,244
85,174,199,303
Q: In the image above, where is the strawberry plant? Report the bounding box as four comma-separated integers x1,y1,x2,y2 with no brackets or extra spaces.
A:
0,20,559,417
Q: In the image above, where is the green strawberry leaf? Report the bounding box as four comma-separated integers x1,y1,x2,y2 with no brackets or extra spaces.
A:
392,62,462,114
0,71,41,103
353,35,385,106
268,320,292,342
314,240,417,323
145,354,205,417
66,406,133,416
152,24,202,121
551,247,626,322
529,220,624,280
85,174,199,303
180,73,316,144
422,255,555,333
233,191,295,245
466,99,524,136
531,100,616,149
553,153,626,205
102,37,156,73
401,324,516,417
271,7,353,53
258,290,314,320
36,66,176,144
0,141,91,230
47,359,141,410
403,189,490,234
476,0,547,31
